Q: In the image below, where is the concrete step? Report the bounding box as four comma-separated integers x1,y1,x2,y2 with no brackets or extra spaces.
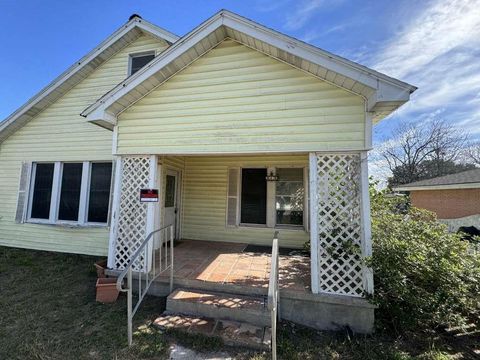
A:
167,289,270,327
153,313,271,350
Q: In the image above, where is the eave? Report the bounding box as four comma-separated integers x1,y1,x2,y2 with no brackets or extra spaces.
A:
394,183,480,192
81,10,417,129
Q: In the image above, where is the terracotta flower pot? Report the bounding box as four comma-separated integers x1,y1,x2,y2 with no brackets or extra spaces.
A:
96,278,119,303
94,259,108,278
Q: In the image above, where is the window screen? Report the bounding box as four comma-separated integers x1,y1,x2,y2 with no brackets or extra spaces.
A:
130,53,155,75
87,163,112,223
30,163,55,219
241,168,267,224
275,168,304,226
58,163,83,221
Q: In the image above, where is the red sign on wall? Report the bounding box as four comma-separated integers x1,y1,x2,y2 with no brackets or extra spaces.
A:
139,189,159,202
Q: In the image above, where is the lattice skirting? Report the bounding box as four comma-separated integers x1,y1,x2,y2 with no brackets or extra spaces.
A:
114,156,151,270
314,153,365,297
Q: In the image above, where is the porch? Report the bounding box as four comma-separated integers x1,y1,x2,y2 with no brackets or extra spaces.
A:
109,152,374,334
154,239,310,295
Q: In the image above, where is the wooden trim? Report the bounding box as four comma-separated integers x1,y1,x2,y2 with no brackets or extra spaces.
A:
266,167,276,228
50,162,62,222
78,161,90,225
107,157,123,268
364,111,373,150
16,161,32,224
308,153,319,293
359,151,374,294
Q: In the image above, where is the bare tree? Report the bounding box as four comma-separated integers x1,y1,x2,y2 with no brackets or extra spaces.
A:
380,119,469,186
465,142,480,166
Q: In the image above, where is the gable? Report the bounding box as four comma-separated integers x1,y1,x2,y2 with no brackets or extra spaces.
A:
83,10,415,128
0,16,178,144
116,40,366,154
0,34,168,161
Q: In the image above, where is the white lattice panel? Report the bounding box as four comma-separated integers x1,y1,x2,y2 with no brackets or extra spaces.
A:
315,153,364,297
114,156,151,270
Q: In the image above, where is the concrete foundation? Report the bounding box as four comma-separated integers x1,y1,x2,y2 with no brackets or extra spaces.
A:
145,277,375,334
107,271,375,334
279,291,375,334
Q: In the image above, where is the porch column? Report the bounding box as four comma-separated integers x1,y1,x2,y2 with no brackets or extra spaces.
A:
107,155,158,270
309,152,373,297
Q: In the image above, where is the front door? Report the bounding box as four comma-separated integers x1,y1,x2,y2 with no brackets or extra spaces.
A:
164,170,179,239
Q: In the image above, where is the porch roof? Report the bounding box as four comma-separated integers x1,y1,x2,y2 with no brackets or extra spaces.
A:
82,10,417,130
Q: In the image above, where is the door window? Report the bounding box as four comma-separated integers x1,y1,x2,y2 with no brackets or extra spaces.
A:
165,175,176,207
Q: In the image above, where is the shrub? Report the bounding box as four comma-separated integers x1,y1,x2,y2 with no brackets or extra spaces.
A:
368,184,480,332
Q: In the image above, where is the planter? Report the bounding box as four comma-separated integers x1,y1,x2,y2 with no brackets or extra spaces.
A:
94,259,108,278
96,278,119,303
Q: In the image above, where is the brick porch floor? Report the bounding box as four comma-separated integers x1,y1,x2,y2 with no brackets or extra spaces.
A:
157,239,311,293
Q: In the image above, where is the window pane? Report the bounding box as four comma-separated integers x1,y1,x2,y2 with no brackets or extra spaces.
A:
88,163,112,223
30,163,54,219
276,168,304,225
165,175,176,208
58,163,83,221
241,169,267,224
130,54,155,75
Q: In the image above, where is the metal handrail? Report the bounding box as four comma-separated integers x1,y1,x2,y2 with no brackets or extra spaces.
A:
267,231,280,360
116,223,174,346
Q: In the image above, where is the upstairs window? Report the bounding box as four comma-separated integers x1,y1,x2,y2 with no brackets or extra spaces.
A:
129,52,155,75
28,161,113,225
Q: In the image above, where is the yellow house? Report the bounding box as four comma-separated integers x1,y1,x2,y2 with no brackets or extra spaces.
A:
0,10,416,337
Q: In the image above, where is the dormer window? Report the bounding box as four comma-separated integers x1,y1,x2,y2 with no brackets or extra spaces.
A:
129,51,155,76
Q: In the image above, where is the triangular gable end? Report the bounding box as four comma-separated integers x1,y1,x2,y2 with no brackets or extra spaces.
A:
0,15,179,144
82,10,416,130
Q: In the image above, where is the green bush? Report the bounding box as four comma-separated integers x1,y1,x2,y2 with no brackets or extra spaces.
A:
368,185,480,332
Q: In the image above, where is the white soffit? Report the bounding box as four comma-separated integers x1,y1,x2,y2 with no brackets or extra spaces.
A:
0,16,179,143
82,10,417,129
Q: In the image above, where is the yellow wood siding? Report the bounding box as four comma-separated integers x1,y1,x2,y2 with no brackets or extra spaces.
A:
117,39,366,155
180,154,309,248
0,35,168,256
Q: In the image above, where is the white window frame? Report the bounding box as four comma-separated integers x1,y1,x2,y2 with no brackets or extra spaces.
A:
236,166,308,231
27,161,113,227
128,50,156,76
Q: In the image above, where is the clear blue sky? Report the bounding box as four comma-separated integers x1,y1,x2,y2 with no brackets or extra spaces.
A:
1,0,479,147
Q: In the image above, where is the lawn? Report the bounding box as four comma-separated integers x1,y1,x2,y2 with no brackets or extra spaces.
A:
0,246,478,360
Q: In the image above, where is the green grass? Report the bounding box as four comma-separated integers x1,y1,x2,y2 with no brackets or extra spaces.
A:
0,246,478,359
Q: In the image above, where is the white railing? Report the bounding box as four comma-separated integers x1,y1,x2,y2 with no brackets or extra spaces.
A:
267,231,280,360
116,224,174,346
